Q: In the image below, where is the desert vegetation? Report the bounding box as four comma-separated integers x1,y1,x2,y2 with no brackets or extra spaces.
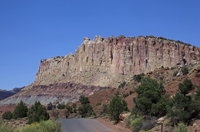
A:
0,100,62,132
77,95,96,118
0,120,61,132
108,92,129,122
124,74,200,131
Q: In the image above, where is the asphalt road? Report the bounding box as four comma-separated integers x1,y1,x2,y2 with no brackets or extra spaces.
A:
58,119,114,132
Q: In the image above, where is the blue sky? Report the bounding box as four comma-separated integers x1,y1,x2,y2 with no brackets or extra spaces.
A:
0,0,200,90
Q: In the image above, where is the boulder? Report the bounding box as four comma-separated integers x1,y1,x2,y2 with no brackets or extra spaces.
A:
188,64,200,77
119,112,131,120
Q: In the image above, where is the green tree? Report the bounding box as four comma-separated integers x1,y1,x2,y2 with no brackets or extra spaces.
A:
168,79,199,123
2,111,13,120
72,103,77,113
77,95,95,117
79,95,89,105
66,105,72,114
13,100,28,119
57,102,65,109
100,104,109,115
27,101,49,124
78,103,95,117
194,85,200,100
133,73,145,83
108,92,129,121
132,77,169,117
181,67,188,75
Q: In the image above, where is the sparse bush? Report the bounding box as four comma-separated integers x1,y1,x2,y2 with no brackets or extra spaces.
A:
130,117,144,132
133,73,145,83
173,71,179,76
66,105,72,114
2,111,13,120
27,101,49,124
100,104,109,115
181,67,188,75
72,103,77,113
57,102,65,109
174,122,188,132
0,124,13,132
13,100,28,119
164,121,170,126
140,119,156,131
123,93,129,98
154,74,160,78
125,116,131,128
118,81,126,88
95,102,101,106
51,109,59,119
140,130,153,132
22,120,62,132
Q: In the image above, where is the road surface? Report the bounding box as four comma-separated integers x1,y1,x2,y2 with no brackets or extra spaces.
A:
58,118,114,132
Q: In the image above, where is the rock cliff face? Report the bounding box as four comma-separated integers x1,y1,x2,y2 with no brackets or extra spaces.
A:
0,35,199,106
35,35,200,87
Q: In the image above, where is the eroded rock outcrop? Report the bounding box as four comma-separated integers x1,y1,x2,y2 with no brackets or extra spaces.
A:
0,35,199,107
35,35,200,87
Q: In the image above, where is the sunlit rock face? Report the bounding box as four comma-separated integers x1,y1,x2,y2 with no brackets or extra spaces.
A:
35,35,200,86
0,35,199,107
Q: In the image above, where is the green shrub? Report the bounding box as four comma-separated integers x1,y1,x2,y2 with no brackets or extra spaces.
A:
109,92,128,121
51,110,59,119
100,104,109,115
72,103,77,113
27,101,49,124
95,102,101,106
130,117,144,132
123,93,129,98
22,120,62,132
78,95,95,118
140,119,156,131
2,111,13,120
66,105,72,114
78,104,95,118
79,95,90,105
13,100,28,119
118,81,126,88
0,124,12,132
133,73,145,83
140,130,153,132
181,67,188,75
174,122,188,132
57,103,65,109
173,71,179,76
161,66,164,68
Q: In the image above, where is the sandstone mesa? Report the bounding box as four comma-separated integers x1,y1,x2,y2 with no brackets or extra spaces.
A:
0,35,199,107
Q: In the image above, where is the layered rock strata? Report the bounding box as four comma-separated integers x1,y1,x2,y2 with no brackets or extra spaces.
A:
35,35,200,87
0,35,199,106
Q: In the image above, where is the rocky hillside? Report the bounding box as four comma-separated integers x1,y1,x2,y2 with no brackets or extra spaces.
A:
0,87,24,101
0,35,199,107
